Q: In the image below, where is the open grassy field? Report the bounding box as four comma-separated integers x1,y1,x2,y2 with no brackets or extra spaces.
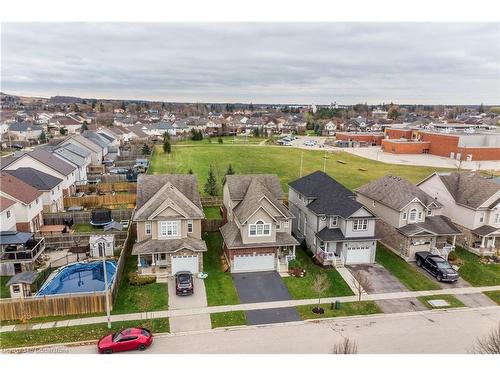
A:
148,144,451,195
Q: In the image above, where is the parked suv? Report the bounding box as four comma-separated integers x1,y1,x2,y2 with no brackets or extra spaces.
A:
175,271,194,295
415,251,459,282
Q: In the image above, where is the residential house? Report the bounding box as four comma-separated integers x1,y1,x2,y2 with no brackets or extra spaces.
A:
52,143,91,184
288,171,378,266
6,168,64,213
132,174,207,278
1,196,17,232
356,175,461,260
1,148,77,196
323,121,337,136
7,122,43,142
0,171,44,232
82,130,110,159
50,116,82,134
0,231,46,276
220,174,299,273
418,172,500,255
59,134,104,164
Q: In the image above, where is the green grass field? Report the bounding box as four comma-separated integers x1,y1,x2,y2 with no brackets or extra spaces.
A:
296,301,381,320
210,311,246,328
148,144,451,195
454,246,500,286
203,206,222,219
417,294,466,309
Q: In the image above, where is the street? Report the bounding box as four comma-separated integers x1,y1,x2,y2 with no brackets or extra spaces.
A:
42,306,500,354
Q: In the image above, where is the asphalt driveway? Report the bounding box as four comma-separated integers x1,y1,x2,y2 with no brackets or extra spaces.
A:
410,263,470,288
232,272,300,325
347,264,408,294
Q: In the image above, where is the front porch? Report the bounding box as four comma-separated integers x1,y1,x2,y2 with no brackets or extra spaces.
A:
315,241,343,268
277,245,296,273
137,253,170,276
403,234,457,260
467,233,499,256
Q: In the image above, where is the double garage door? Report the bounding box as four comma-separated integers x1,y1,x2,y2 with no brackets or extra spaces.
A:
171,255,199,275
233,253,275,273
345,246,372,264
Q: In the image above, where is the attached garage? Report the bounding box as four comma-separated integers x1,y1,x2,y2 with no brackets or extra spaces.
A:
232,253,275,273
171,254,199,274
344,245,372,265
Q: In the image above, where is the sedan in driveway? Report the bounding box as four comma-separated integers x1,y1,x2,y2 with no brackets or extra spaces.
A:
175,271,194,295
98,328,153,354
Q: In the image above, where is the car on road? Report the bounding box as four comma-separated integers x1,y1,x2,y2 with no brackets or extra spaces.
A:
175,271,194,295
97,327,153,354
303,140,317,146
415,251,459,282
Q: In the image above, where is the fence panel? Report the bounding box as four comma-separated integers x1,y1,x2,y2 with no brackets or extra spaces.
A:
202,219,225,232
63,194,136,209
43,208,133,225
200,196,223,206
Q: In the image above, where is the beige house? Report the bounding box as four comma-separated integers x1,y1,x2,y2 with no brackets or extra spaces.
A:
220,174,299,273
132,174,206,278
356,175,461,260
418,172,500,255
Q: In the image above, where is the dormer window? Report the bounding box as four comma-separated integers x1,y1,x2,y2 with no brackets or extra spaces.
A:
409,209,418,223
402,212,407,220
145,222,151,235
330,216,338,227
427,209,432,216
249,220,271,237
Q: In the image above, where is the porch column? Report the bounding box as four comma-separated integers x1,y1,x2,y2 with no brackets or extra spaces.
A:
137,254,141,267
452,235,456,246
151,254,156,266
481,236,486,247
492,236,496,248
292,245,296,258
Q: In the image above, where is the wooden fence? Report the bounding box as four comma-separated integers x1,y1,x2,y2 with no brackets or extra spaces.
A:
202,219,225,232
200,196,223,206
77,182,137,194
111,224,135,303
43,208,133,225
63,194,136,209
42,231,128,250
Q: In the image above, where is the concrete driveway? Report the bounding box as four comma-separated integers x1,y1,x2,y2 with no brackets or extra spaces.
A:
168,277,211,333
410,263,470,289
232,272,300,325
347,264,408,294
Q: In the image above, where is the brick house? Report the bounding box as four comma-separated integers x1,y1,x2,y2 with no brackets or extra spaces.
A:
132,174,207,279
220,174,299,273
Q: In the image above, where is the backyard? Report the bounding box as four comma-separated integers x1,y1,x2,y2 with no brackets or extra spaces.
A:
454,246,500,286
202,232,240,306
283,247,354,299
148,143,451,195
375,244,441,291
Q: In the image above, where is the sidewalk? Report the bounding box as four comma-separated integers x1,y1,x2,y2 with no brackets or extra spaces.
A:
1,285,499,333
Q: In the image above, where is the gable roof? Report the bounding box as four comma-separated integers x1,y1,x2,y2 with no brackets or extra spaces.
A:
27,148,76,176
431,172,500,209
134,174,203,221
0,171,42,204
225,174,284,201
397,215,461,237
0,196,16,211
63,134,102,154
289,171,365,218
6,168,63,191
53,147,86,167
82,130,111,148
356,175,441,211
60,143,91,158
9,122,42,132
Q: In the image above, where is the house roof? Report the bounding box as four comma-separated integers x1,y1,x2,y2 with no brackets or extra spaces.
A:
220,221,299,249
6,271,38,286
398,215,461,237
0,171,42,204
289,171,365,218
356,175,441,211
226,174,284,201
433,172,500,209
60,143,91,158
63,134,102,154
82,130,111,149
471,225,500,237
134,174,203,221
53,147,86,167
0,231,33,245
29,148,76,176
132,236,207,255
6,168,63,191
8,122,42,132
316,227,377,242
0,196,16,211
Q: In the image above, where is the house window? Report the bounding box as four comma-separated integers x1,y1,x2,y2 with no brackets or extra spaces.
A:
402,212,407,220
409,209,418,222
427,209,432,216
145,222,151,235
159,221,179,237
187,220,193,233
249,220,271,237
36,199,39,204
495,213,500,224
418,211,423,220
52,189,54,196
319,239,325,251
6,210,10,219
12,285,20,293
372,200,376,207
283,221,289,228
479,214,484,223
330,216,338,227
352,219,368,231
276,221,281,230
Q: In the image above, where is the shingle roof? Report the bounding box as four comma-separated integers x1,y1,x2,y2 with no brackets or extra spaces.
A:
0,231,34,245
28,148,76,176
6,168,63,191
63,134,102,154
226,174,284,201
471,225,499,237
53,147,86,167
356,175,441,211
436,172,500,209
61,143,91,158
0,196,16,211
6,271,38,286
289,171,365,218
316,227,377,242
0,171,42,204
82,131,110,148
132,236,207,255
397,215,461,236
8,122,42,132
220,221,299,249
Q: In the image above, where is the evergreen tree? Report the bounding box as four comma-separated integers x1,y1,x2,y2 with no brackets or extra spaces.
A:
142,144,150,155
226,163,235,176
188,168,194,175
59,127,68,135
204,165,218,196
39,129,47,143
218,137,223,144
80,121,89,133
163,131,171,141
163,139,171,154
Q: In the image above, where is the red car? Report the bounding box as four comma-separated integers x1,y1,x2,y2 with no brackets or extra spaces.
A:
97,327,153,354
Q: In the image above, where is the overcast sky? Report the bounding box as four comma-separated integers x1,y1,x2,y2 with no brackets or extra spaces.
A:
1,23,499,105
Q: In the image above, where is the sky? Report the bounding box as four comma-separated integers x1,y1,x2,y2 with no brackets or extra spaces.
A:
1,23,499,105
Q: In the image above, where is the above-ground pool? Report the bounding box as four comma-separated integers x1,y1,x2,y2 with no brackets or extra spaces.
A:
37,260,117,296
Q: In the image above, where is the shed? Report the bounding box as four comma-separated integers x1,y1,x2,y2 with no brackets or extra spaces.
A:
7,271,38,298
103,221,124,231
89,234,115,257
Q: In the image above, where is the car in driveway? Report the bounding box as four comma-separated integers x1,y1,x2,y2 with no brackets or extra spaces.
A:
97,327,153,354
415,251,459,282
175,271,194,295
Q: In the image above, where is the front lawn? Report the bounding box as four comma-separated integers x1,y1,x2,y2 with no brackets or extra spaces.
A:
203,232,240,306
203,206,222,219
210,311,246,328
375,244,440,291
283,247,354,299
1,275,11,298
296,301,381,320
484,291,500,305
454,246,500,286
0,318,169,349
417,294,466,309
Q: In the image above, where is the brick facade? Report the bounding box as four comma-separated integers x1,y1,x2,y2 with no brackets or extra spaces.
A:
385,128,413,139
224,245,278,260
381,139,431,154
418,132,459,157
335,132,385,145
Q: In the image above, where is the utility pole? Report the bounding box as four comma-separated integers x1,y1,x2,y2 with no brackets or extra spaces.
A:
102,255,111,329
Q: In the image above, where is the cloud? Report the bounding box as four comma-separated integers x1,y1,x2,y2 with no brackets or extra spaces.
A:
1,22,498,104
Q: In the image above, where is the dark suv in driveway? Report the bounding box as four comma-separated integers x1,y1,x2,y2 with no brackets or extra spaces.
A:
415,251,459,282
175,271,194,295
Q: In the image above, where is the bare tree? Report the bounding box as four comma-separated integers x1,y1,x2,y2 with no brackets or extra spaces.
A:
351,270,373,302
470,324,500,354
312,273,329,308
332,337,358,354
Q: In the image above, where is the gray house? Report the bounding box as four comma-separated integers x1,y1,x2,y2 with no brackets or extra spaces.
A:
288,171,378,267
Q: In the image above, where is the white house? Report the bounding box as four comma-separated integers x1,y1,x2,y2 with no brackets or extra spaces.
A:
0,196,18,232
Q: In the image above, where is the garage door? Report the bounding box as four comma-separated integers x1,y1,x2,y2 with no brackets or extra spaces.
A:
171,255,199,274
345,246,371,264
233,253,275,273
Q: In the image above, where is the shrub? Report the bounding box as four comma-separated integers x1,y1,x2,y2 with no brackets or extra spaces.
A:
288,258,302,269
128,272,156,286
447,251,457,262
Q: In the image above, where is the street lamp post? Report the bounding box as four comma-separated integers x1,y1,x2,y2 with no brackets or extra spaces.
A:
102,252,111,329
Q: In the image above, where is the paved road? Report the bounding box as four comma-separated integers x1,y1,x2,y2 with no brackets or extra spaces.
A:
55,306,499,354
